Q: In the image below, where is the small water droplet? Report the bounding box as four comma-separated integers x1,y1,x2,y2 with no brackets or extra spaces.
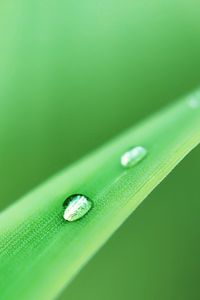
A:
63,194,92,221
187,96,200,109
121,146,147,168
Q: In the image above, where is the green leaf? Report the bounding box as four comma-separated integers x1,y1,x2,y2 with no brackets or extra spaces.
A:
0,91,200,300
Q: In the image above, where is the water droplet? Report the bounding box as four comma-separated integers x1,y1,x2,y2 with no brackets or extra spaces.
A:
187,96,200,109
63,194,92,221
121,146,147,168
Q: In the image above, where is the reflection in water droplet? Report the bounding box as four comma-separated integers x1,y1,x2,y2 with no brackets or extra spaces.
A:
63,194,92,221
187,96,200,109
121,146,147,168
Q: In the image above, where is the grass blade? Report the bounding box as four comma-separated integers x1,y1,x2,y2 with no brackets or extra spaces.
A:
0,91,200,299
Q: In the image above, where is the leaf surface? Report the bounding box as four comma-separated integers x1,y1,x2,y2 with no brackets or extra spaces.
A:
0,91,200,300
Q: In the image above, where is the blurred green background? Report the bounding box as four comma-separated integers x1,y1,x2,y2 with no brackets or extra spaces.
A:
0,0,200,299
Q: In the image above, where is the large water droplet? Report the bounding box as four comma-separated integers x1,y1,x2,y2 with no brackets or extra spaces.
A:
121,146,147,168
63,194,92,222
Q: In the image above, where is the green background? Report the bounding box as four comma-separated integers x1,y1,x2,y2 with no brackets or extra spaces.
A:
0,1,200,299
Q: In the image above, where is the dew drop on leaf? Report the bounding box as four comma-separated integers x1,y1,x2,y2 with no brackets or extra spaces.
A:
63,194,93,222
121,146,147,168
187,96,200,109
